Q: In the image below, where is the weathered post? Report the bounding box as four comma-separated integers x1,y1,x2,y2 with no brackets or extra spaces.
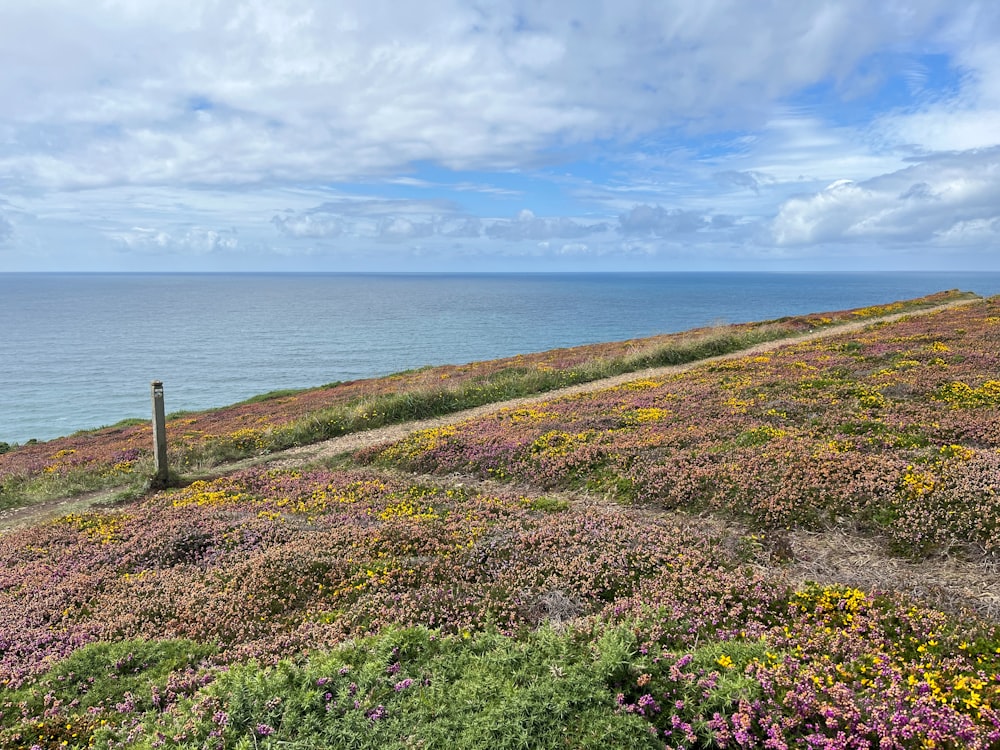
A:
151,380,169,488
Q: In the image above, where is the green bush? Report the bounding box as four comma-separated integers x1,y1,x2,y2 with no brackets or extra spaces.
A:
98,627,662,750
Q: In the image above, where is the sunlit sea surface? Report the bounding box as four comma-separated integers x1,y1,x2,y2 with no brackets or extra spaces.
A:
3,272,999,444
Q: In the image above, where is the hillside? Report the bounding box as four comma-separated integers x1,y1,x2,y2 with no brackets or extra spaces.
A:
0,290,975,521
2,291,999,749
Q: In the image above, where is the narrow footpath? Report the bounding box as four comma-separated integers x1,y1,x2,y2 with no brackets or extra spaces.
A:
0,298,982,527
262,297,982,468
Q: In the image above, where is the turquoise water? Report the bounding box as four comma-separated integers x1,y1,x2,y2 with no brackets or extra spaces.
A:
2,271,999,445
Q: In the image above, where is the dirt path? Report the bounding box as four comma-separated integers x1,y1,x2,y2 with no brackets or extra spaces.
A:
261,298,982,468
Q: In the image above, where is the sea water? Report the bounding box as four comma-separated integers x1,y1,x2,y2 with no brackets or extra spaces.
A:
3,271,999,445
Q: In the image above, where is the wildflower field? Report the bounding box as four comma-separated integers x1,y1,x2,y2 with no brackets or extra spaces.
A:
2,291,999,749
365,296,1000,556
0,290,969,511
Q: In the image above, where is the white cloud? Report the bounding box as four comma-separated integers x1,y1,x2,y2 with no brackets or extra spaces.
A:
304,198,462,219
618,205,708,236
884,106,1000,154
713,170,768,194
3,1,1000,270
485,209,608,241
269,197,468,243
875,11,1000,154
377,217,436,242
771,148,1000,246
272,212,343,239
441,217,483,238
112,226,240,254
745,115,905,186
0,0,960,191
268,202,609,245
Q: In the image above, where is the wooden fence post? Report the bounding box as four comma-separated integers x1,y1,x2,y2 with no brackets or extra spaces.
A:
151,380,169,488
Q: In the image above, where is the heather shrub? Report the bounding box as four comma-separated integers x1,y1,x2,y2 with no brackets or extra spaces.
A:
891,448,1000,554
2,462,999,748
366,297,1000,551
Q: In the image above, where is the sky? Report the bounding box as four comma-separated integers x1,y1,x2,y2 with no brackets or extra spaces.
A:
2,1,1000,272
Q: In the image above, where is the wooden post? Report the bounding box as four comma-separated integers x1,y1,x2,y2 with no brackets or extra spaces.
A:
151,380,168,488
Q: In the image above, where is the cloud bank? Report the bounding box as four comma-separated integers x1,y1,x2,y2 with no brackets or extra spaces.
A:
0,1,998,270
0,1,963,190
771,148,1000,246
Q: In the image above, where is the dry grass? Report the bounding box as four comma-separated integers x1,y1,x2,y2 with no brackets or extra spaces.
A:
785,528,1000,621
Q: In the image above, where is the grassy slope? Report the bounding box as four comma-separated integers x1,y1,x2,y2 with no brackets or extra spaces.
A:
2,290,999,749
0,290,976,513
362,294,1000,556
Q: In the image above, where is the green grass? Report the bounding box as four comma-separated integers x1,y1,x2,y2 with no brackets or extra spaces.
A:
165,409,198,420
528,495,571,512
104,417,148,430
0,461,156,513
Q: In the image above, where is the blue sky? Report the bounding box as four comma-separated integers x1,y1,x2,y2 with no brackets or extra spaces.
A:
2,1,1000,272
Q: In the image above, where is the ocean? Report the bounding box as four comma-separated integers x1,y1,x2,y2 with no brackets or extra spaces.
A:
3,271,999,445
